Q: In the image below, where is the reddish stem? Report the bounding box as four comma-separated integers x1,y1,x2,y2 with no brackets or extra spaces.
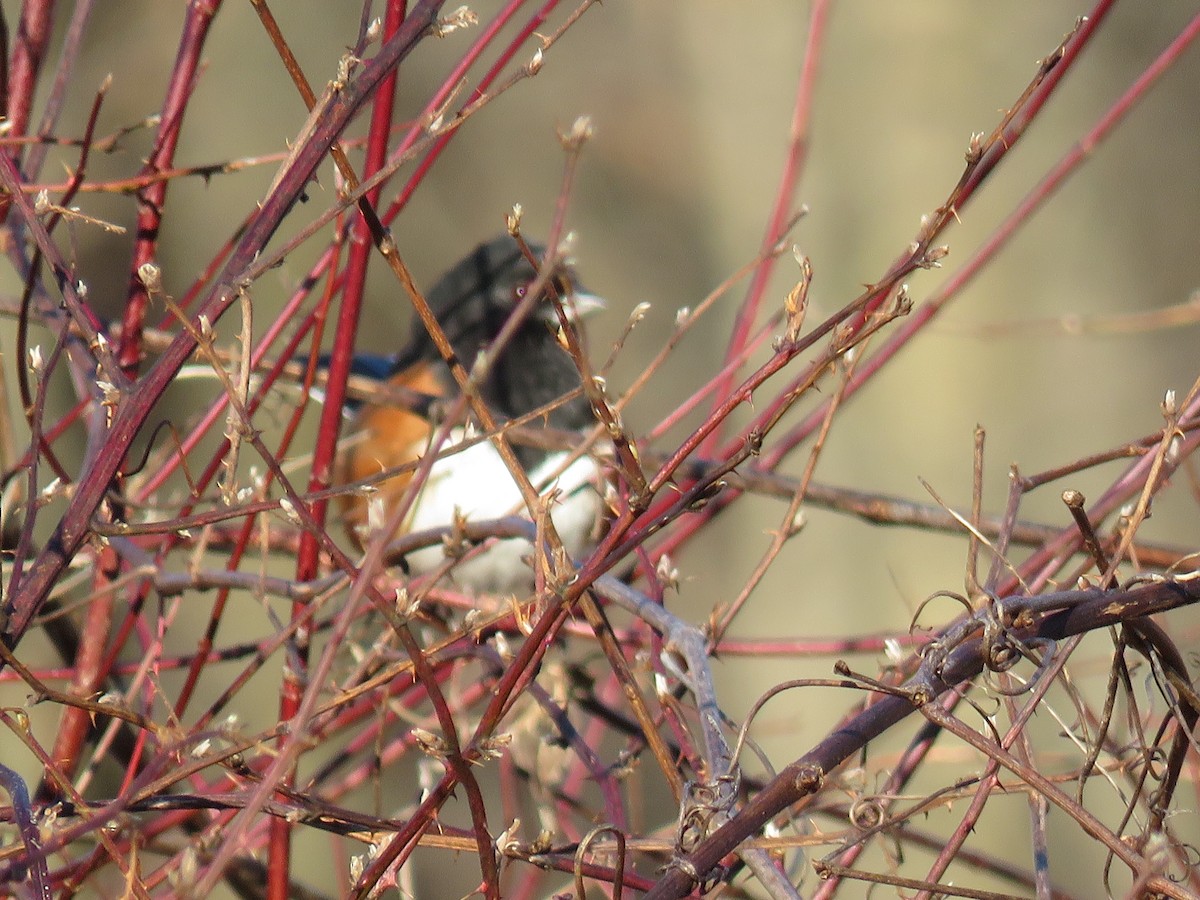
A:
117,0,223,375
707,0,830,447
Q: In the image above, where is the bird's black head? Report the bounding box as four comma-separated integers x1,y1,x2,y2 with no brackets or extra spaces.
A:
403,236,602,430
418,236,596,363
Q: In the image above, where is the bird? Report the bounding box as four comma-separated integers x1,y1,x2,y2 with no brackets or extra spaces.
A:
333,235,607,592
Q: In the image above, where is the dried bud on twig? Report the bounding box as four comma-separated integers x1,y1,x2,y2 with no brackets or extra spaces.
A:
784,248,813,343
435,6,478,37
559,116,594,152
507,203,524,235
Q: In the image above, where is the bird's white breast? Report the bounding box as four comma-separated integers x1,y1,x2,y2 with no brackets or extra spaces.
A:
403,434,602,593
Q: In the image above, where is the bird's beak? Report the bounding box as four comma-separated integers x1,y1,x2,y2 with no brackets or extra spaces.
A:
563,290,606,320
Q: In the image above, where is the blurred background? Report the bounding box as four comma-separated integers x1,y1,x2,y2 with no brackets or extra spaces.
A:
2,1,1198,895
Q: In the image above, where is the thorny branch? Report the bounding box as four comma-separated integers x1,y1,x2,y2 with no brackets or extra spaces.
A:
0,4,1197,900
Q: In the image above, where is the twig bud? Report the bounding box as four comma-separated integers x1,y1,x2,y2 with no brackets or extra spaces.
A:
435,6,478,37
138,262,162,293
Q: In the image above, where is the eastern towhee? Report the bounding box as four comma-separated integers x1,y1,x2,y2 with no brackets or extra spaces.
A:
334,235,606,591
